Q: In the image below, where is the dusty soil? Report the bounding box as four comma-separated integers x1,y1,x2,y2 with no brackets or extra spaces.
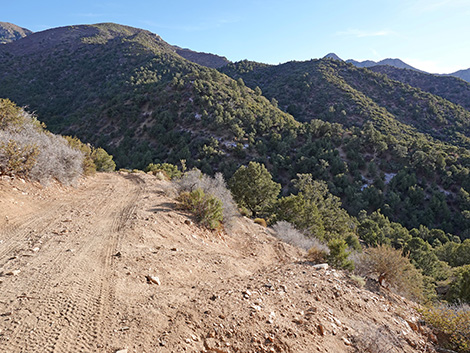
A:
0,172,437,352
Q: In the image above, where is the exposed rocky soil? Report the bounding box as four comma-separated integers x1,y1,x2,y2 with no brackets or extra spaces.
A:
0,172,437,352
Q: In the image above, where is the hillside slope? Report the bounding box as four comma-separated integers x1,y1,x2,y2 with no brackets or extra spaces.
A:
0,173,437,352
0,23,297,170
369,65,470,111
220,59,470,147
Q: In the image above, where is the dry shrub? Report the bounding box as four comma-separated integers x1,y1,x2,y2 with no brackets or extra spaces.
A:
307,246,328,263
153,171,168,181
352,324,405,353
1,99,85,185
420,303,470,353
350,274,366,288
175,169,238,231
272,221,329,261
0,122,84,185
353,245,424,301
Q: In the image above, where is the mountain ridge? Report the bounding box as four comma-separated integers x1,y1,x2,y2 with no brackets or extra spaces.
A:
323,52,470,82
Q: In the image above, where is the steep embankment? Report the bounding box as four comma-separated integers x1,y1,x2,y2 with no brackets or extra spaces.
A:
0,173,436,352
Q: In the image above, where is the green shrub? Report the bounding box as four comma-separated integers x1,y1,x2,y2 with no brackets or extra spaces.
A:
447,265,470,304
92,147,116,172
254,218,267,227
229,161,280,217
239,206,251,217
420,303,470,353
328,238,354,270
178,188,223,230
145,162,181,179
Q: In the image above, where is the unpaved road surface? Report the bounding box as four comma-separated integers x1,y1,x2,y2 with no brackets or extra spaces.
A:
0,173,146,352
0,173,435,353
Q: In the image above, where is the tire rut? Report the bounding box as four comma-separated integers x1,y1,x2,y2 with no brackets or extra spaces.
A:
0,173,144,353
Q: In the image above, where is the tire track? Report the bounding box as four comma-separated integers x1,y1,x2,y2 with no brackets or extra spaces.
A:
0,173,144,353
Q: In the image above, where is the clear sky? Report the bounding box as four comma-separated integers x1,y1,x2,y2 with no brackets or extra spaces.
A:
3,0,470,73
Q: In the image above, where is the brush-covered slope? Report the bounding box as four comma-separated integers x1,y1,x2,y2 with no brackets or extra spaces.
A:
0,22,32,43
220,59,470,148
369,65,470,111
0,23,298,169
220,59,470,236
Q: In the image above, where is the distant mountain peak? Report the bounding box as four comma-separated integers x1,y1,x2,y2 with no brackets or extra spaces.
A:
346,57,422,72
447,68,470,83
323,53,343,61
0,22,32,44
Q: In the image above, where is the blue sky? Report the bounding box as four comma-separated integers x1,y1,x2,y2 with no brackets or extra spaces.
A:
3,0,470,73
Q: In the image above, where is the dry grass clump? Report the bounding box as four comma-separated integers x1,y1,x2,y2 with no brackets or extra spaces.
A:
253,218,267,227
349,274,366,288
420,303,470,353
272,221,329,262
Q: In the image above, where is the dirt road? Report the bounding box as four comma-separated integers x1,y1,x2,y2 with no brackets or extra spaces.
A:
0,173,149,352
0,173,434,353
0,173,299,352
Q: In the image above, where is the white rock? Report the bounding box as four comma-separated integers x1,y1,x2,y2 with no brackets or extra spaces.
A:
6,270,21,276
312,263,329,270
147,275,161,285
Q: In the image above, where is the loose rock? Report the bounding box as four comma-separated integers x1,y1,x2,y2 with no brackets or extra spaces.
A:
5,270,21,276
146,275,161,285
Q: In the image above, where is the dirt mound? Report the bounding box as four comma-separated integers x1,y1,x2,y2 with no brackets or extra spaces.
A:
0,173,436,352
